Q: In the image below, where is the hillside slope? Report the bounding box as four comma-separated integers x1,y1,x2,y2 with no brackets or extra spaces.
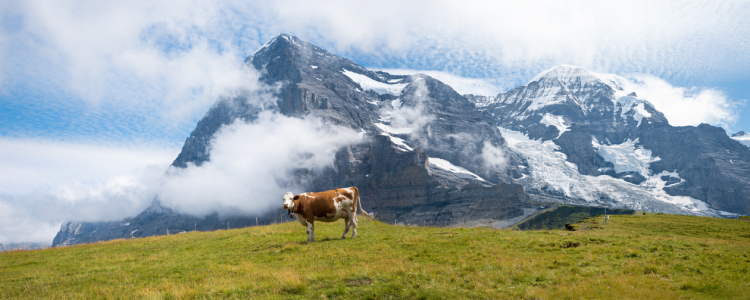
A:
5,215,750,299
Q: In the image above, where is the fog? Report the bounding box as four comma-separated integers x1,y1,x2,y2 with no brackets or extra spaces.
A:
157,110,365,217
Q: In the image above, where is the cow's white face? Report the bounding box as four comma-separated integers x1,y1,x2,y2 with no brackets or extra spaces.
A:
282,192,295,210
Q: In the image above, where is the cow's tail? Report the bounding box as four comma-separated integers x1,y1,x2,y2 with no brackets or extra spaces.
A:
354,187,373,219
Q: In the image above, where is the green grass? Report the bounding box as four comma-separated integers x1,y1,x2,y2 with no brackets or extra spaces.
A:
2,214,750,299
515,205,635,230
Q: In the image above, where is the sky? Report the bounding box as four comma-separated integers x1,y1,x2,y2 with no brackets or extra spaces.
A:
1,0,749,244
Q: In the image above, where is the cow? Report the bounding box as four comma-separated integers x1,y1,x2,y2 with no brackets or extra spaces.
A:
282,187,371,242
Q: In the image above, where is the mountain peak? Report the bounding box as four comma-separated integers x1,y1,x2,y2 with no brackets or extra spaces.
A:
528,65,604,86
251,33,308,58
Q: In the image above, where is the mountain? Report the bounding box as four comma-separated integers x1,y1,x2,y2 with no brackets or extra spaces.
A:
53,36,750,246
53,34,536,246
469,65,750,216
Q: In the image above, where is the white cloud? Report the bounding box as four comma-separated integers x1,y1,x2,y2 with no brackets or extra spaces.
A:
0,138,178,244
259,1,750,83
0,108,365,244
379,69,507,96
629,75,740,128
156,111,364,217
4,0,259,128
481,141,508,173
3,0,748,131
605,74,741,128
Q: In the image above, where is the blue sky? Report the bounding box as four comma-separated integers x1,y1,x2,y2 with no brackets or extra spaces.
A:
1,0,749,243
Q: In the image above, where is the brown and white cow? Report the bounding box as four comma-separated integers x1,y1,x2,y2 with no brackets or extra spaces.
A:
282,187,371,242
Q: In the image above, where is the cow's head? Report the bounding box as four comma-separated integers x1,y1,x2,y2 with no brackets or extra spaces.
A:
282,192,296,210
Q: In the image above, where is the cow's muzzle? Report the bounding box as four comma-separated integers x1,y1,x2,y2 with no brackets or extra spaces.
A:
283,204,289,209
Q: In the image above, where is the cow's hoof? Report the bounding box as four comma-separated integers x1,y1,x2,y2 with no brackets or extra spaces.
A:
341,236,346,239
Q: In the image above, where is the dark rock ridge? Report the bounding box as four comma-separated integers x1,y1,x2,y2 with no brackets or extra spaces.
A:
639,123,750,214
471,65,750,215
53,34,536,246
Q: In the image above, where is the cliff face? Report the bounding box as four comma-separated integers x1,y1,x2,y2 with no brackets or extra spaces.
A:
53,34,536,246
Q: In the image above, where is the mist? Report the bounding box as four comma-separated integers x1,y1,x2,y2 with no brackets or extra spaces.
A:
156,110,365,217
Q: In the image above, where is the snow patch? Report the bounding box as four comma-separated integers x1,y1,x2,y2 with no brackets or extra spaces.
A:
717,210,740,217
593,138,659,177
625,102,652,126
280,34,303,48
428,157,488,182
540,113,569,138
499,127,720,216
374,123,413,151
374,122,414,135
391,98,402,109
383,133,413,152
342,69,408,96
615,94,659,126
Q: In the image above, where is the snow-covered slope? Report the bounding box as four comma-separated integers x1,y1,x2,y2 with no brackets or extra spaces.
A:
428,157,489,183
471,65,750,217
484,65,665,129
501,128,733,217
342,69,408,96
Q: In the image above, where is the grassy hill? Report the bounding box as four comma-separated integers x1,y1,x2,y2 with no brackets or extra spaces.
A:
2,214,750,299
515,205,636,230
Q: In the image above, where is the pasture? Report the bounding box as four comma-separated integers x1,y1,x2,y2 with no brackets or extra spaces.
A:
1,213,749,299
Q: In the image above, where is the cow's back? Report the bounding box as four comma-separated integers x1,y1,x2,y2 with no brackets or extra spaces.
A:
305,190,338,218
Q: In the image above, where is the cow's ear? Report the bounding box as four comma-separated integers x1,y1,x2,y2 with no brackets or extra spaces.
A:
293,195,299,200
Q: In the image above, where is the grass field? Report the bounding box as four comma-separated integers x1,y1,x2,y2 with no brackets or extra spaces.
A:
2,213,750,299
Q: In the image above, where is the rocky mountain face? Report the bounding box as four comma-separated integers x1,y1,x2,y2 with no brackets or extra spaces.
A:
53,34,536,246
470,65,750,216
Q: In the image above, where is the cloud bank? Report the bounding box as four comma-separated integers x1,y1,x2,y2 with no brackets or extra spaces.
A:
614,74,741,128
157,111,364,217
0,109,365,243
0,138,177,243
3,0,748,131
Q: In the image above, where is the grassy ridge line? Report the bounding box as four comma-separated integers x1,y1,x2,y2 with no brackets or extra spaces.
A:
514,205,636,230
1,215,749,299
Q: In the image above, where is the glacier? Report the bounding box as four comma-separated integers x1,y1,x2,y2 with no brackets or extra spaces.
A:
501,127,734,217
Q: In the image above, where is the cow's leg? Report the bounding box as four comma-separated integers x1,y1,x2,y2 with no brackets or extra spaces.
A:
307,222,315,242
351,214,359,239
341,215,352,239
